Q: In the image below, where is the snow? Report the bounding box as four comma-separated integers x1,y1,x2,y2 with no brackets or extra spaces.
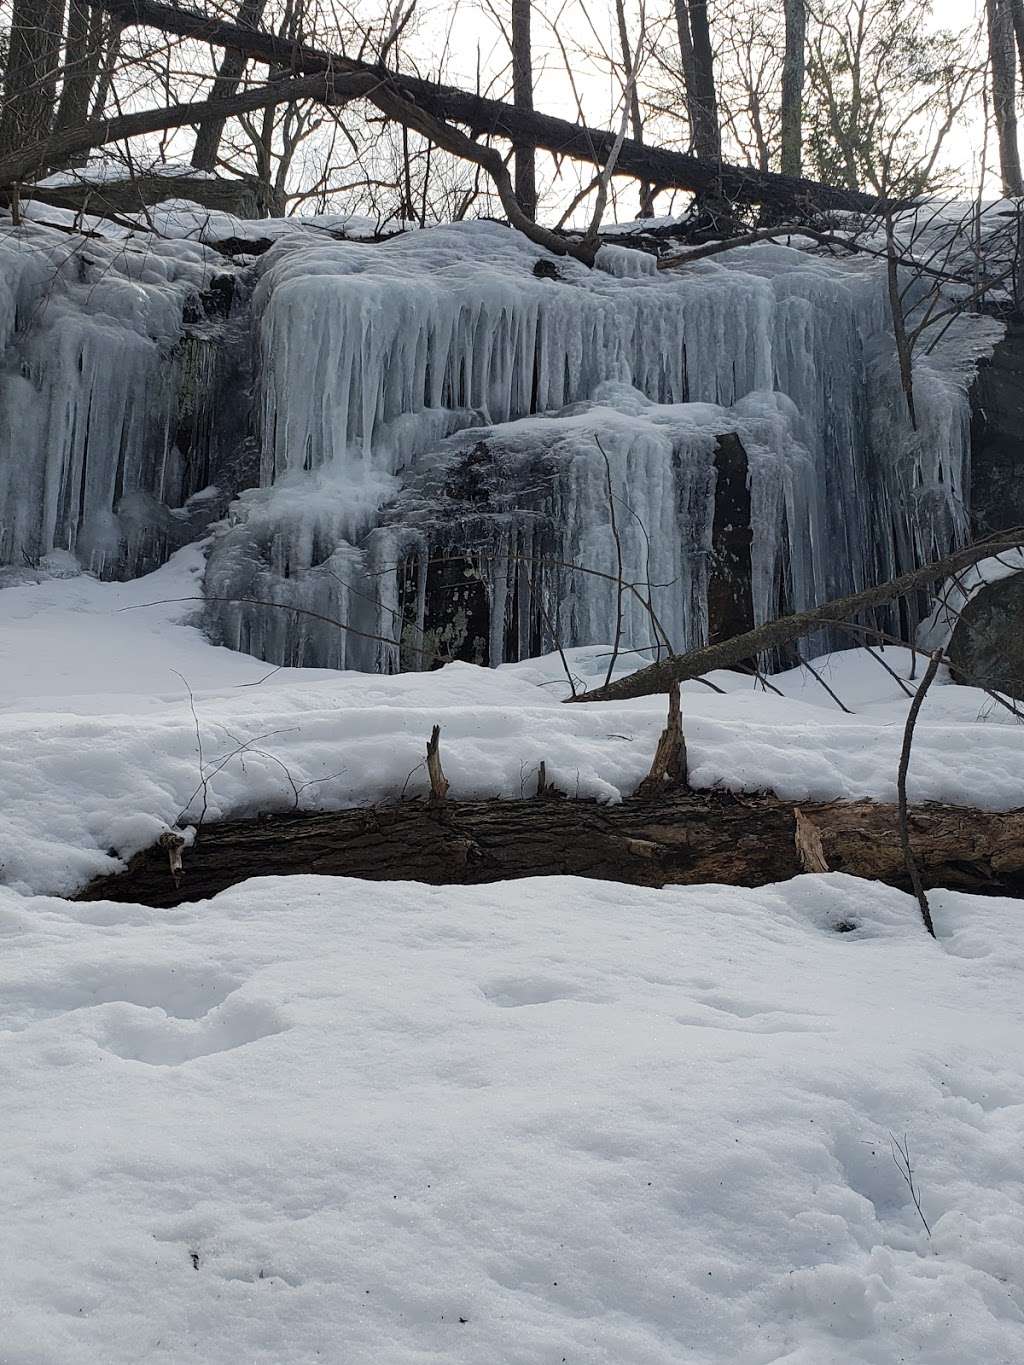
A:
2,871,1023,1363
2,549,1024,899
34,160,222,188
1,445,1022,1365
145,198,400,246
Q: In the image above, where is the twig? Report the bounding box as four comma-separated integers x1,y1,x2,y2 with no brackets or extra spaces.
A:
897,649,942,937
793,650,854,713
889,1131,932,1237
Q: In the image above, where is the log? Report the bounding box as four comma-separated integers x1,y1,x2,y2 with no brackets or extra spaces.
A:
78,794,1024,908
79,0,894,216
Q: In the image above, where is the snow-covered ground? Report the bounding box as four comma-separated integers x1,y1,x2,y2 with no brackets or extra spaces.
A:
3,552,1024,1364
1,548,1023,897
3,873,1023,1363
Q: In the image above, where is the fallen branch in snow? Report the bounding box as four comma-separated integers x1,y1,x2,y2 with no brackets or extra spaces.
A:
569,532,1024,703
79,794,1024,909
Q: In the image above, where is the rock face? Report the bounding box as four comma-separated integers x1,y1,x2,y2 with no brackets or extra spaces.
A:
948,571,1024,700
971,319,1024,535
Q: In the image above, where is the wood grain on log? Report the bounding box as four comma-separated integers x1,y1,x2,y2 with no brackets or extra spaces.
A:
78,794,1024,908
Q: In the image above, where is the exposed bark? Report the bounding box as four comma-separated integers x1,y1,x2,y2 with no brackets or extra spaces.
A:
0,0,66,161
672,0,699,138
511,0,537,219
89,18,122,120
569,533,1024,703
79,793,1024,908
635,683,687,794
191,0,268,172
780,0,806,178
987,0,1023,197
1010,0,1024,77
70,0,893,214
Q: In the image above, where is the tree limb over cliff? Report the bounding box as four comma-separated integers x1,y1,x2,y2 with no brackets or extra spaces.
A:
47,0,895,219
569,533,1024,703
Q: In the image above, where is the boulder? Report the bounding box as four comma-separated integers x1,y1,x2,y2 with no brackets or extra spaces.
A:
948,570,1024,700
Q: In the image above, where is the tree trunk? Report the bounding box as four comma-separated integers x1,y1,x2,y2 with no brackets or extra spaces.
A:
52,1,105,165
511,0,537,219
89,19,121,121
78,793,1024,908
673,0,699,145
684,0,720,163
780,0,806,177
614,0,654,217
1008,0,1024,83
191,0,269,172
0,0,66,162
988,0,1023,197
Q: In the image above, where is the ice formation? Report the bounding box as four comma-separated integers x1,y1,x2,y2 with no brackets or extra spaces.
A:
0,222,230,576
0,213,1003,670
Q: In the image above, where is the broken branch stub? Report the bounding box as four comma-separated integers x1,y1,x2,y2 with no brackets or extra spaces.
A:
426,725,450,802
636,682,688,796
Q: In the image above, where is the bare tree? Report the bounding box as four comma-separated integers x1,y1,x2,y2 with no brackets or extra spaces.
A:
511,0,536,217
0,0,66,160
52,0,108,151
673,0,720,161
987,0,1023,196
805,0,981,197
780,0,806,176
613,0,655,215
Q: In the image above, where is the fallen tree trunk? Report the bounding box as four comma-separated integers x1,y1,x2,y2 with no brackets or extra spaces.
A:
75,0,893,216
79,794,1024,908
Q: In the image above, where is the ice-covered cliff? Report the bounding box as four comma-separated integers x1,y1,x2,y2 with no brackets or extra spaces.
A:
0,213,1002,670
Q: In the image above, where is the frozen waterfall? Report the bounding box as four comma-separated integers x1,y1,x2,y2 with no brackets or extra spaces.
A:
0,215,1001,671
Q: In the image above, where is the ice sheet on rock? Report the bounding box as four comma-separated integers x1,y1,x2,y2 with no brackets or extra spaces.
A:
0,221,237,575
214,223,993,669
